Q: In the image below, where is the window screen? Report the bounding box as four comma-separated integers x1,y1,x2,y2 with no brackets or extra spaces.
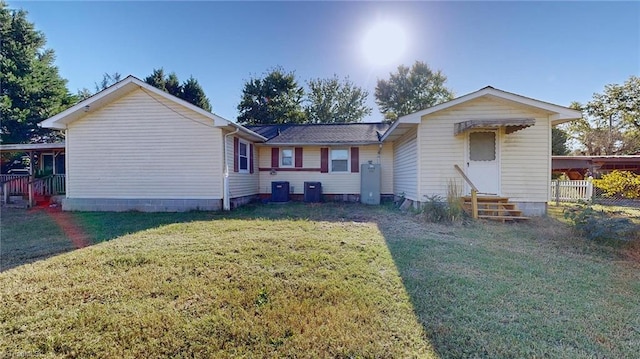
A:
281,149,293,166
239,142,249,171
331,149,348,172
469,132,496,161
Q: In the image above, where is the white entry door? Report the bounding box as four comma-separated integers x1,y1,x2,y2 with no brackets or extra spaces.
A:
466,130,499,195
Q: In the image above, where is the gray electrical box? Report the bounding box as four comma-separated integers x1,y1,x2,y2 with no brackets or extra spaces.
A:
360,163,381,205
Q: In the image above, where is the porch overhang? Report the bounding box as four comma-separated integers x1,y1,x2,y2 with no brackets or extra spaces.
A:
454,118,535,136
0,142,65,154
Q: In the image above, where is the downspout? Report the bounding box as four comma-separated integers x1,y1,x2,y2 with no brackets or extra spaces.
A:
223,128,240,211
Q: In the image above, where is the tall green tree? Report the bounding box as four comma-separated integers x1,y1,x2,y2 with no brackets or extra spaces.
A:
181,76,211,112
552,127,569,155
0,2,74,143
304,75,371,123
143,68,212,112
375,61,454,122
145,68,169,93
567,76,640,155
237,67,305,125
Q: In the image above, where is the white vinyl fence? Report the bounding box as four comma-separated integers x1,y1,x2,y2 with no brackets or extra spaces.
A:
550,180,593,203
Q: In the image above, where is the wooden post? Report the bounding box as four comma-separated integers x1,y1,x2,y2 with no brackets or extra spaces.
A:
555,179,560,206
3,182,7,205
471,189,478,219
28,151,34,207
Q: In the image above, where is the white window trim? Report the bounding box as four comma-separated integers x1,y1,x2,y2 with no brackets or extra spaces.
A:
238,139,250,173
280,147,294,168
330,148,350,173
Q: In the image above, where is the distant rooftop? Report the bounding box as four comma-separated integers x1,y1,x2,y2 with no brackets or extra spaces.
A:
246,123,390,145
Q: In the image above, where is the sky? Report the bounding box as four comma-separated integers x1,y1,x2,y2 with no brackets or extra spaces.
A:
8,1,640,123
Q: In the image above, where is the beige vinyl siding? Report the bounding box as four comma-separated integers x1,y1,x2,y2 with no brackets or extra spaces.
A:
392,127,418,200
225,132,259,198
417,96,550,202
500,116,550,202
258,145,393,195
66,88,223,199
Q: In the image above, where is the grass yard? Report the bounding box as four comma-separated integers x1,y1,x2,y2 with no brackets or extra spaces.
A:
1,203,639,358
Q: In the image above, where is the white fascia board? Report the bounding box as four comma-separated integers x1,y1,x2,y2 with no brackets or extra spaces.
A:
397,87,582,122
39,75,263,139
550,112,583,125
380,116,419,142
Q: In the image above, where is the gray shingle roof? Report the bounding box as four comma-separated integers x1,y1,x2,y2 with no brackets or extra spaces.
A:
245,123,390,145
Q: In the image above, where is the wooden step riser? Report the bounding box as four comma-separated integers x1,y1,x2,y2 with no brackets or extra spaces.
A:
477,209,522,214
462,205,520,210
461,196,531,221
478,215,530,222
462,202,517,209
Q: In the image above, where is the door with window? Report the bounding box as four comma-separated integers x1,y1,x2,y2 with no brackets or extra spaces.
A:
466,130,499,195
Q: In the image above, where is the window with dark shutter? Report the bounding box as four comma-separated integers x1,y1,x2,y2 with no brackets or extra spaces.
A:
271,148,279,168
320,148,329,173
249,144,254,174
295,147,303,168
350,147,359,173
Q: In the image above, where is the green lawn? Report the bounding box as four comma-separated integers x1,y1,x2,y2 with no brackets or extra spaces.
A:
1,203,639,358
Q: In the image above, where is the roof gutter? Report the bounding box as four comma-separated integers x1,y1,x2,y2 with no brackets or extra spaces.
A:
223,128,240,211
223,122,267,142
260,141,382,147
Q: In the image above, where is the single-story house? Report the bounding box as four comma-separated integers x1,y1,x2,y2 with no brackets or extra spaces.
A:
37,76,581,215
245,123,393,201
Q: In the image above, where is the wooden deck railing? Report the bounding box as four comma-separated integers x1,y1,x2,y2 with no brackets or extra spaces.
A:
1,174,65,197
33,174,66,196
0,174,29,195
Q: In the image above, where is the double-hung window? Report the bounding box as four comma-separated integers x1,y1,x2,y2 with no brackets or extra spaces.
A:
238,140,249,173
330,149,349,172
281,148,293,167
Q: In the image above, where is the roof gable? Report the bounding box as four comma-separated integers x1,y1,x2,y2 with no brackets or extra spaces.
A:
381,86,582,142
39,75,266,142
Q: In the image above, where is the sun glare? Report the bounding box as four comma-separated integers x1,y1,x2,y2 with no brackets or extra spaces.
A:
362,21,407,67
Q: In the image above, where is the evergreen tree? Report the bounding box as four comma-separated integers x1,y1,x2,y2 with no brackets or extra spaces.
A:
552,127,569,155
143,68,212,112
145,68,168,92
181,77,212,112
0,2,74,143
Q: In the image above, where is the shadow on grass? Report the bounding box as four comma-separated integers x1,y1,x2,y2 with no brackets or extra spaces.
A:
0,206,229,272
4,201,636,357
1,201,387,272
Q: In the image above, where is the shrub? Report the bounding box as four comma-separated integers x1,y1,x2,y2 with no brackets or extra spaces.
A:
421,195,449,222
593,170,640,199
564,204,638,242
421,194,467,223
